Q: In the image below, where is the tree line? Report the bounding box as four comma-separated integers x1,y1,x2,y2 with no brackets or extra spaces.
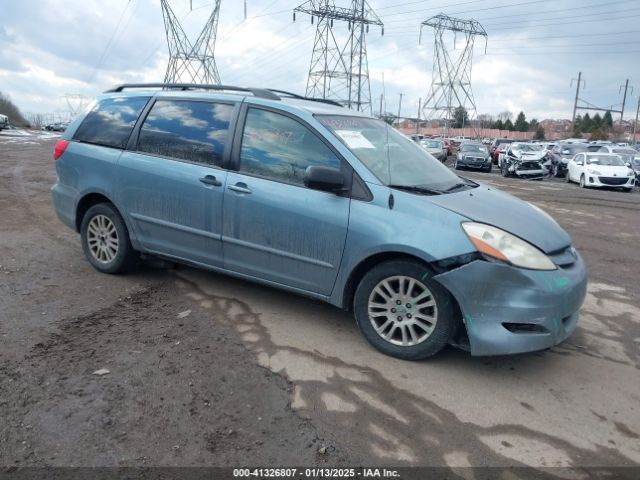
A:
0,91,29,127
453,107,546,139
572,111,614,140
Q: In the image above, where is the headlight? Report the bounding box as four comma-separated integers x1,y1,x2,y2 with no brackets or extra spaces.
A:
628,169,635,177
461,222,557,271
587,169,601,175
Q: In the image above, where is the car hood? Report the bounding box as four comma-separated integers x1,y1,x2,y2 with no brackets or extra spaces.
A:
587,165,632,176
426,185,571,253
511,150,547,161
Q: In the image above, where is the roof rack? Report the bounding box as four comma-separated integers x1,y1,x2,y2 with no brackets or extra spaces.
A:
268,89,344,108
104,83,280,100
104,83,345,108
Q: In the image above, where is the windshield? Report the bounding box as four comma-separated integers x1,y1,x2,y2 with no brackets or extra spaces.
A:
613,148,636,155
564,144,588,154
421,140,442,148
511,143,541,151
586,155,625,166
317,115,463,190
632,158,640,167
461,144,487,154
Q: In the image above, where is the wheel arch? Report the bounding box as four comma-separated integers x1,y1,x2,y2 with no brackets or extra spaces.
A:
340,252,436,312
75,192,117,232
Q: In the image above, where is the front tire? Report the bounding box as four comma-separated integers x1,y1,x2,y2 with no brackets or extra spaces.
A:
80,203,137,274
579,175,586,188
353,260,456,360
501,162,509,177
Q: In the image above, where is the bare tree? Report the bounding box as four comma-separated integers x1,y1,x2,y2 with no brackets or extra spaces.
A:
497,110,513,123
0,91,29,127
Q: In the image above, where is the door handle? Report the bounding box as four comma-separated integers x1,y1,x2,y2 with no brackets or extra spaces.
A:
228,183,252,194
199,175,222,187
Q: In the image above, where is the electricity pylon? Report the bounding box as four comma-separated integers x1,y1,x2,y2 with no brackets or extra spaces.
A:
161,0,221,84
419,14,487,130
62,94,89,120
294,0,383,114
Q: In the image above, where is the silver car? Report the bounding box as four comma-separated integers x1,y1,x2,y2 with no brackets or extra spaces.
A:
420,139,447,162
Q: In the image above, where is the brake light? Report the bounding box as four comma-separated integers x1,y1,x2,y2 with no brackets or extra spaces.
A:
53,139,69,160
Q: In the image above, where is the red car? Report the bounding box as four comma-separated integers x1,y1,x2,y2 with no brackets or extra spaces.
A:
442,139,452,156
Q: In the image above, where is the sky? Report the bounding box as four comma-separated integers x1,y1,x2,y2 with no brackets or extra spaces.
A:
1,0,639,122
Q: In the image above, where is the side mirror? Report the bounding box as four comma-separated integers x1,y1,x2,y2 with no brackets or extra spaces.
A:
304,166,345,193
626,162,632,168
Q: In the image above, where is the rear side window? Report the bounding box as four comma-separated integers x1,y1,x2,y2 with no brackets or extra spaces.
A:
137,100,234,167
74,96,149,149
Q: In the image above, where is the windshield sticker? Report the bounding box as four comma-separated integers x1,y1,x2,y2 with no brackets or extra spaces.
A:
335,130,375,149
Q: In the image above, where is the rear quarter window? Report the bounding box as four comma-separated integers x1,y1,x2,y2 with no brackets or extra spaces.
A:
136,100,235,167
73,96,149,149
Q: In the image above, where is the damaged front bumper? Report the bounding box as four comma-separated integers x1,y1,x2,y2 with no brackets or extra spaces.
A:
434,252,587,356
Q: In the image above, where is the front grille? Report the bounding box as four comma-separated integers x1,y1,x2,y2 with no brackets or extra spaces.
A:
519,161,542,170
599,176,628,186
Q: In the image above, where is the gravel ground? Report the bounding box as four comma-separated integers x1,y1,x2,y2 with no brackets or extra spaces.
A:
1,134,639,475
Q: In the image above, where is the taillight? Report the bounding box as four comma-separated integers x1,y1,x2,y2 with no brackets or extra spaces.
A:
53,139,69,160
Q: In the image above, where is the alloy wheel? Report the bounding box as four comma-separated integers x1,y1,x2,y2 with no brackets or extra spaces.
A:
367,276,438,347
87,214,119,263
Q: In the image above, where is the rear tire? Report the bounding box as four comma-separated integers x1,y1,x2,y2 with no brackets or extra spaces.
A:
353,260,456,360
80,203,137,274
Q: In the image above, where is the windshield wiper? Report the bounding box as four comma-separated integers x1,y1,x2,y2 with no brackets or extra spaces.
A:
388,185,443,195
443,182,470,193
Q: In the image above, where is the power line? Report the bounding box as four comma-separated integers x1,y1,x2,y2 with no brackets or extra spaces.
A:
87,0,133,83
383,0,636,27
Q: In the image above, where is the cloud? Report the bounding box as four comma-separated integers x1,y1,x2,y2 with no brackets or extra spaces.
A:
0,0,638,122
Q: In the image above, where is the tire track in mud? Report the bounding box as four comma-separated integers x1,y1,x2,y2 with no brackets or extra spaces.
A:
10,156,74,249
173,273,639,472
0,283,363,466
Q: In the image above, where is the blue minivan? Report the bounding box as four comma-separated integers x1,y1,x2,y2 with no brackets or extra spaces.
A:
52,84,587,359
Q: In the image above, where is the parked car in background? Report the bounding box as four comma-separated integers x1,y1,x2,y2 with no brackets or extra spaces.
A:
44,122,69,132
441,138,452,156
566,153,635,191
587,143,607,152
490,138,515,164
598,145,638,165
51,83,588,359
451,136,470,147
409,134,424,143
549,142,589,177
454,142,492,172
420,139,447,162
500,142,548,179
630,157,640,184
481,137,491,145
0,113,9,131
